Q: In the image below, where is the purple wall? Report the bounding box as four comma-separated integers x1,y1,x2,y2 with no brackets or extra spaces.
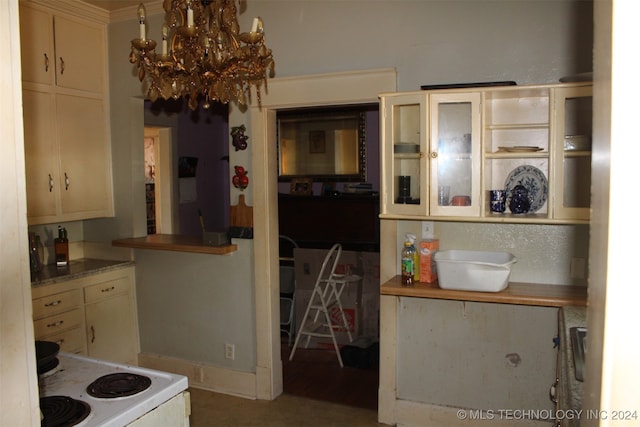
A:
145,100,230,237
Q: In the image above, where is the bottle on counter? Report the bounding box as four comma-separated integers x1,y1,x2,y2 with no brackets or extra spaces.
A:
55,226,69,267
401,239,415,286
406,233,420,282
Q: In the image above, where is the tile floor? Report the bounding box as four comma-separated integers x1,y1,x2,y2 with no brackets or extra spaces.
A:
188,387,385,426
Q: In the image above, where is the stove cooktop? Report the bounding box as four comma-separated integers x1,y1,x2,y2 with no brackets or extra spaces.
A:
39,353,188,427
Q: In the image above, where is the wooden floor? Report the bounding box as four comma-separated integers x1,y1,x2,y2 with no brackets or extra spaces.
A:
281,339,379,411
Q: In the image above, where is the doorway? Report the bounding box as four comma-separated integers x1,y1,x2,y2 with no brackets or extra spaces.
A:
143,126,175,235
244,68,397,401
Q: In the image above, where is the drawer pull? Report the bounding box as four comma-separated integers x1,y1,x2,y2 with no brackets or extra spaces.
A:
44,53,49,72
91,325,95,343
549,377,558,403
48,174,54,192
46,320,64,328
101,286,116,293
44,300,62,307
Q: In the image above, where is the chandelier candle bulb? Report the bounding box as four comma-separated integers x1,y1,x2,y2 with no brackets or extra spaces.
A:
251,17,259,33
137,3,146,40
187,4,194,28
161,23,168,56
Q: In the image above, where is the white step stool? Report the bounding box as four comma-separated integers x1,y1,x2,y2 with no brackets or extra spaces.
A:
288,243,361,367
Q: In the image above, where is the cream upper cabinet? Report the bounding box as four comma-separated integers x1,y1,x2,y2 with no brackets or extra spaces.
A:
429,92,481,217
20,2,113,225
380,82,592,224
53,14,106,94
380,93,428,217
18,4,54,86
551,86,592,221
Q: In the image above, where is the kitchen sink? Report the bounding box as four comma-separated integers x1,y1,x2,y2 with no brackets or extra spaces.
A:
570,327,587,381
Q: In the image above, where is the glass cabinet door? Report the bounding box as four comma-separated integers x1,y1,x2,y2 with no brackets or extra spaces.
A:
552,86,592,220
381,93,428,216
428,92,481,216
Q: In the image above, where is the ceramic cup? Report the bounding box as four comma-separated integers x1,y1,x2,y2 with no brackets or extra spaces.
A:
451,195,471,206
489,190,506,213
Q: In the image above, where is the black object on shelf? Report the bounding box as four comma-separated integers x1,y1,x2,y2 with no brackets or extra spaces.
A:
421,81,517,90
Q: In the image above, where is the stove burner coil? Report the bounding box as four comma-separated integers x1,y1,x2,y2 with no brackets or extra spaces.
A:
86,373,152,398
40,395,90,427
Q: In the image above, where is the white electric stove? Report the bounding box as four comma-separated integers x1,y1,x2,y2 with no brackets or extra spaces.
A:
39,352,190,427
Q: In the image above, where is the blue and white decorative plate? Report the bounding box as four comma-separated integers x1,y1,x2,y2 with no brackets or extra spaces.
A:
504,165,548,213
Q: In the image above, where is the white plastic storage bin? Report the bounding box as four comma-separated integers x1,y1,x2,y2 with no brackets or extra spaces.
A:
434,250,517,292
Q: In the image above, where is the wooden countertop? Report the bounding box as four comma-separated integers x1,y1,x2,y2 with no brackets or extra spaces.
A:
381,275,587,307
112,234,237,255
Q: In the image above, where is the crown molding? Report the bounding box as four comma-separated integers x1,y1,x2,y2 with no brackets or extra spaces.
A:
108,1,164,23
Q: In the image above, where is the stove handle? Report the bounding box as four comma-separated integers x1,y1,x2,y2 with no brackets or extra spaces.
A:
90,325,95,343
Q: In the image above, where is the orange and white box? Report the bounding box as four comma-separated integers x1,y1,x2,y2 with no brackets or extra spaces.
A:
419,239,439,283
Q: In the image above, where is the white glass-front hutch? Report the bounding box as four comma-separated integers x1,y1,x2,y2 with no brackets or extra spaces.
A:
380,82,592,224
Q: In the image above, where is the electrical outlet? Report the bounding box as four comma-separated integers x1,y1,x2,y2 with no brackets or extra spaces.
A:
225,343,235,360
421,221,434,239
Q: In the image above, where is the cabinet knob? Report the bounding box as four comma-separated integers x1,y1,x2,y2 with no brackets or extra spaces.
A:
44,53,49,72
48,174,54,192
430,152,438,159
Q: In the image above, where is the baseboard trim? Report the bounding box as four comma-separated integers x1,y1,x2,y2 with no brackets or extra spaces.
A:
138,352,257,399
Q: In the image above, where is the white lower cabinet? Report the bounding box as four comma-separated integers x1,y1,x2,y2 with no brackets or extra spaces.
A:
84,269,139,364
32,265,139,365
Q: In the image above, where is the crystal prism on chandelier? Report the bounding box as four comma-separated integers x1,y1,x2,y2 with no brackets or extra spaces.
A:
129,0,275,110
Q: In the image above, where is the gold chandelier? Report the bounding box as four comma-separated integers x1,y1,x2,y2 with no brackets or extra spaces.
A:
129,0,275,110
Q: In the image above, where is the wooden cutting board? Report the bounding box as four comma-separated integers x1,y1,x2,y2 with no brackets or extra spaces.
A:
230,194,253,228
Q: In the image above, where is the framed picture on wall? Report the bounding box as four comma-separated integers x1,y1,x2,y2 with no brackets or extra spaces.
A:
309,130,326,154
290,177,313,196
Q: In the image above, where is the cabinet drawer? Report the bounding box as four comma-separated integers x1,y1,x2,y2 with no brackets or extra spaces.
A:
34,308,83,337
36,327,85,354
32,289,82,319
84,277,130,303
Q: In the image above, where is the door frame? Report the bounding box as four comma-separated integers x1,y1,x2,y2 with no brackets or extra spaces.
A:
246,68,397,399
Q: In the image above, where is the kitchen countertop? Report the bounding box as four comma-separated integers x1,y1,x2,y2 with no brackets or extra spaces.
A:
31,258,134,288
559,305,586,426
112,234,237,255
381,276,588,307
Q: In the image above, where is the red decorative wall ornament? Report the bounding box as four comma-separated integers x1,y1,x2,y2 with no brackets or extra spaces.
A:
232,165,249,190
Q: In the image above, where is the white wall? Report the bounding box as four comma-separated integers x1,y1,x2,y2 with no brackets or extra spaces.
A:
134,240,255,370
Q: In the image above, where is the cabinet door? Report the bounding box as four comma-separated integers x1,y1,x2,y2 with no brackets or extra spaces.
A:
23,89,60,221
429,92,481,217
380,93,428,216
56,94,113,218
19,4,54,86
86,293,137,364
53,15,105,94
552,86,592,220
